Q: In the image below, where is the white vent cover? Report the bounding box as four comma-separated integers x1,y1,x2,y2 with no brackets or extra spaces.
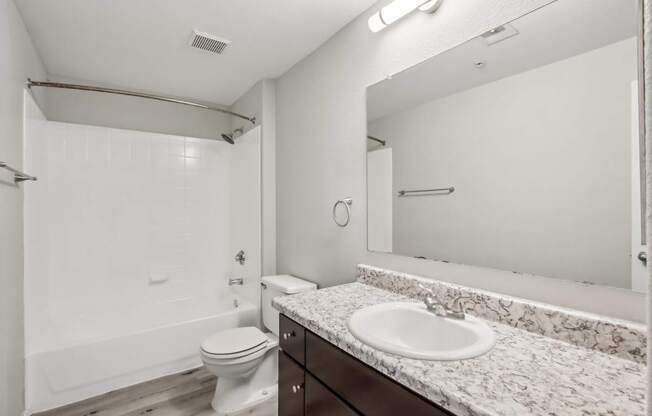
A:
481,24,519,46
189,30,231,54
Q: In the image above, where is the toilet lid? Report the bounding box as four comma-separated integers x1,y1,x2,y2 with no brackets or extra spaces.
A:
201,327,268,355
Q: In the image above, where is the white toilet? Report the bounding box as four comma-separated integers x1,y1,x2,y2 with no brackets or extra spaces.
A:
200,275,317,416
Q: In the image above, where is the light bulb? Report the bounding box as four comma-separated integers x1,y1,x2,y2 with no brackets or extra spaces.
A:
381,0,428,25
368,0,442,32
368,12,387,33
418,0,443,13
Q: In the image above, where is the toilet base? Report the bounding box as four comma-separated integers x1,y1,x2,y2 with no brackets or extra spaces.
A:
212,383,277,416
208,342,279,416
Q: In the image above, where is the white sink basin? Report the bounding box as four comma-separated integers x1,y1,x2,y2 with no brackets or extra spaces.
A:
348,302,496,361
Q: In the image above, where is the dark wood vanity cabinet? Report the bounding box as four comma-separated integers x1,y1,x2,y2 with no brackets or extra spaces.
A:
279,314,455,416
279,352,305,416
305,373,358,416
279,312,306,364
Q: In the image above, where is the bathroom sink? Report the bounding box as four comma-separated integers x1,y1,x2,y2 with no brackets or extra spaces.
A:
347,302,495,360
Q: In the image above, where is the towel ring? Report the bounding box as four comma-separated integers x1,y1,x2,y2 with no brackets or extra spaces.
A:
332,198,353,227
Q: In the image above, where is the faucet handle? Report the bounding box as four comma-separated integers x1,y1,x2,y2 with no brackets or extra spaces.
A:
417,283,436,297
449,294,472,319
451,294,472,307
235,250,246,265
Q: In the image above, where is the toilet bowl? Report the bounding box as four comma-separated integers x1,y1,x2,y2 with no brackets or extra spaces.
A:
201,327,279,415
200,275,316,415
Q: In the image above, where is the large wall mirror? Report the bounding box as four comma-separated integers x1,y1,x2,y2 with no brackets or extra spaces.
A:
366,0,646,292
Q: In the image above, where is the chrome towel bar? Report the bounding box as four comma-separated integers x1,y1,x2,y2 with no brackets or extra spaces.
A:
0,161,37,183
398,187,454,196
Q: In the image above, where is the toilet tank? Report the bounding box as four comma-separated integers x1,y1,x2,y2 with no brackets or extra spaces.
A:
261,275,317,336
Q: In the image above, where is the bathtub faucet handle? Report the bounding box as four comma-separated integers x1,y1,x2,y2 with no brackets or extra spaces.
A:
228,277,244,286
235,250,246,265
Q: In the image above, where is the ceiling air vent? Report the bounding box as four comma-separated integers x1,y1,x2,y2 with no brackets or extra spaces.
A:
480,24,519,46
189,30,231,55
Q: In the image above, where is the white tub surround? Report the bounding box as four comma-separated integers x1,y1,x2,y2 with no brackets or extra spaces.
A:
26,297,256,413
272,283,646,416
357,265,646,364
23,96,263,412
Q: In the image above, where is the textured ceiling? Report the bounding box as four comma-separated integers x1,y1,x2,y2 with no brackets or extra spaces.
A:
15,0,378,105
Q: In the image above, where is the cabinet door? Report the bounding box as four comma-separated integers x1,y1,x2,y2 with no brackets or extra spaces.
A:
280,314,306,364
305,373,358,416
279,352,305,416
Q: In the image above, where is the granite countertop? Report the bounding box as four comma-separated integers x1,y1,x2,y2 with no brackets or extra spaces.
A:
273,282,646,416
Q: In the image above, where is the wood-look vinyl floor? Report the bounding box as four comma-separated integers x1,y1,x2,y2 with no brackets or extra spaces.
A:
32,367,276,416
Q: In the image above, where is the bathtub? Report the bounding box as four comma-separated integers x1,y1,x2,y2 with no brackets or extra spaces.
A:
25,295,257,413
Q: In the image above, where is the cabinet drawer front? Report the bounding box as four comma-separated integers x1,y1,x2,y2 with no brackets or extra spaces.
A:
279,352,305,416
305,373,358,416
306,332,452,416
280,315,306,364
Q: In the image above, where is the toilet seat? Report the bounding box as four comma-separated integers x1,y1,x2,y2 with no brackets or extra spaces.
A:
201,344,271,367
201,342,269,360
201,327,270,360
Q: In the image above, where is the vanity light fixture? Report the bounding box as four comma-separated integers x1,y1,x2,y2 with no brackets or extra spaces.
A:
368,0,443,33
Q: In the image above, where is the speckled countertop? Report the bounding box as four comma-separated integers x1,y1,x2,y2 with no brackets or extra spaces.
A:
273,283,646,416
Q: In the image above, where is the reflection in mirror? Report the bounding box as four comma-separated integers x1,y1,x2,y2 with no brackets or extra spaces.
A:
366,0,645,292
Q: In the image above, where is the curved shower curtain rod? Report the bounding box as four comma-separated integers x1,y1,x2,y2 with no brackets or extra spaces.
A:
26,79,257,125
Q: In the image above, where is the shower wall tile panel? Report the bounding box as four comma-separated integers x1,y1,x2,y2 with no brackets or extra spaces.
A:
23,122,256,354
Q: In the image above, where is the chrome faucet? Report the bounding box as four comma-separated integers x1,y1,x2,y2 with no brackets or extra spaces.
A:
418,284,448,317
423,296,449,317
229,277,244,286
418,284,468,320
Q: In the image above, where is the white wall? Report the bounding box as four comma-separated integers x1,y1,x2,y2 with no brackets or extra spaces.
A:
369,38,636,288
42,76,233,141
276,0,646,322
227,126,263,309
43,77,277,286
367,148,392,252
0,0,47,414
24,115,260,354
231,80,277,278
